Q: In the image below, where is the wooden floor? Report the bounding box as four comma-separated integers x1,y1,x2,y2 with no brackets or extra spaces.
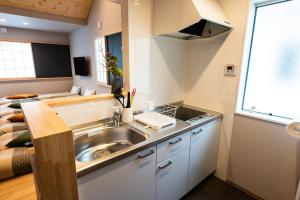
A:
0,174,36,200
0,174,255,200
182,176,257,200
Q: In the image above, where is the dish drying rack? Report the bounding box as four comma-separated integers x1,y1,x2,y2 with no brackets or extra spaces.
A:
153,105,179,118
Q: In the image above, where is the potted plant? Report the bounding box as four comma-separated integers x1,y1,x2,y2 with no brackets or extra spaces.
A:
104,52,123,94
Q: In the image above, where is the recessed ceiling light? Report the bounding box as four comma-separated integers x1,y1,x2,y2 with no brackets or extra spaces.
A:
23,22,29,25
0,19,6,23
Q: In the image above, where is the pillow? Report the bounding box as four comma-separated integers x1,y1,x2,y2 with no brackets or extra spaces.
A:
70,85,81,95
8,99,38,109
83,89,96,96
6,93,38,99
0,130,30,150
38,92,77,100
6,131,32,148
8,103,22,109
0,123,27,136
0,108,22,118
0,114,17,125
7,113,24,122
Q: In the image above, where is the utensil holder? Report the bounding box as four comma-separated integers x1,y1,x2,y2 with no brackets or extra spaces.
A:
122,108,133,123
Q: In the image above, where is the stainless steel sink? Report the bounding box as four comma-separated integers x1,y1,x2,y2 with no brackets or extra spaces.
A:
73,121,148,163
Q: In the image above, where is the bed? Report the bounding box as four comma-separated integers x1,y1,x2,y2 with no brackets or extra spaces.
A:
0,86,82,180
0,92,78,106
0,85,99,180
0,103,33,181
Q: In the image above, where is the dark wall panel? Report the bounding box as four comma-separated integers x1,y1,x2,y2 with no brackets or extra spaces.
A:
31,43,72,78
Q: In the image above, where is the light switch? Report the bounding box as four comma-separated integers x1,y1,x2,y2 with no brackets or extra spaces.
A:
224,64,236,76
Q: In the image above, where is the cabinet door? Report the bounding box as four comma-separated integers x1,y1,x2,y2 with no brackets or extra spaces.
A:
78,147,156,200
188,119,221,191
156,147,190,200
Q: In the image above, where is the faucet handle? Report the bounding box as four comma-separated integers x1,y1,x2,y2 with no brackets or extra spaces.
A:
113,106,121,114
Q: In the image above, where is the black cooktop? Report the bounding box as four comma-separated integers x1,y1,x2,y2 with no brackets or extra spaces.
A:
175,107,208,122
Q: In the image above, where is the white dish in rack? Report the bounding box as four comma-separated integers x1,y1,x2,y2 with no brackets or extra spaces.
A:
134,112,176,130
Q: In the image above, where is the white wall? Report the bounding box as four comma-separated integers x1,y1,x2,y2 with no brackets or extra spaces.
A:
184,0,248,180
182,0,298,199
69,0,121,94
0,78,73,97
125,0,186,110
0,27,73,97
228,115,298,200
0,27,69,43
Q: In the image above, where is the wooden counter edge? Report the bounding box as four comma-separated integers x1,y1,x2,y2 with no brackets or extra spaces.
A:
22,101,78,200
22,101,71,139
44,93,116,107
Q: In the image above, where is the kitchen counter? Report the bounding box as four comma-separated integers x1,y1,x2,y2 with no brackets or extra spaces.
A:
21,93,222,199
75,106,222,177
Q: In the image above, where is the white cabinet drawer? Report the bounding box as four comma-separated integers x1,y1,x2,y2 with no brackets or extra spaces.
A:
157,131,191,163
156,147,189,200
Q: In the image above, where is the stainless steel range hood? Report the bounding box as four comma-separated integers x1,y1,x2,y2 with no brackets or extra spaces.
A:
154,0,232,40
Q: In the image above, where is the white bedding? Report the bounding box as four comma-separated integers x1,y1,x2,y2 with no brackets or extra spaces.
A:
0,92,78,105
0,98,13,106
37,92,78,100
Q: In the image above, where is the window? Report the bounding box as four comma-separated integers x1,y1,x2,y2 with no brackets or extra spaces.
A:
238,0,300,121
94,33,123,86
94,37,107,84
0,41,35,78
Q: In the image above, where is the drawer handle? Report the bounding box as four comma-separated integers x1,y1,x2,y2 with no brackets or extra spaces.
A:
158,160,173,169
138,149,155,159
169,138,182,145
192,129,203,135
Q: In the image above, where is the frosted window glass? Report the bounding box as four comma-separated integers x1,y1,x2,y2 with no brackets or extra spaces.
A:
0,41,35,79
94,37,107,83
243,0,300,119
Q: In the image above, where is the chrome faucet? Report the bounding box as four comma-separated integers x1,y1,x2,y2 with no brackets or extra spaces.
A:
113,107,121,127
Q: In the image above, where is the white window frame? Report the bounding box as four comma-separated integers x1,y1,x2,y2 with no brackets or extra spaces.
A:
94,36,108,85
0,40,36,80
236,0,293,125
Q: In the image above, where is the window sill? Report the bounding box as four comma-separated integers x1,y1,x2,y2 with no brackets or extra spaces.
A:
96,82,112,88
235,110,292,126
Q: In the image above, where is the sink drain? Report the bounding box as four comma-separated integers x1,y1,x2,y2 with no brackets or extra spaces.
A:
76,141,134,163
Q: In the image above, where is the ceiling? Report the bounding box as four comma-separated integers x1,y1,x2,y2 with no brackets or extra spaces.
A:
0,0,94,21
0,12,83,33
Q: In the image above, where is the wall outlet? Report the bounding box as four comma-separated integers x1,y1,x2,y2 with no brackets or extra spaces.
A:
224,64,236,76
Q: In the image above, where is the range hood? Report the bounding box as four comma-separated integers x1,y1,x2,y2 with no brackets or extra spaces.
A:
154,0,232,40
